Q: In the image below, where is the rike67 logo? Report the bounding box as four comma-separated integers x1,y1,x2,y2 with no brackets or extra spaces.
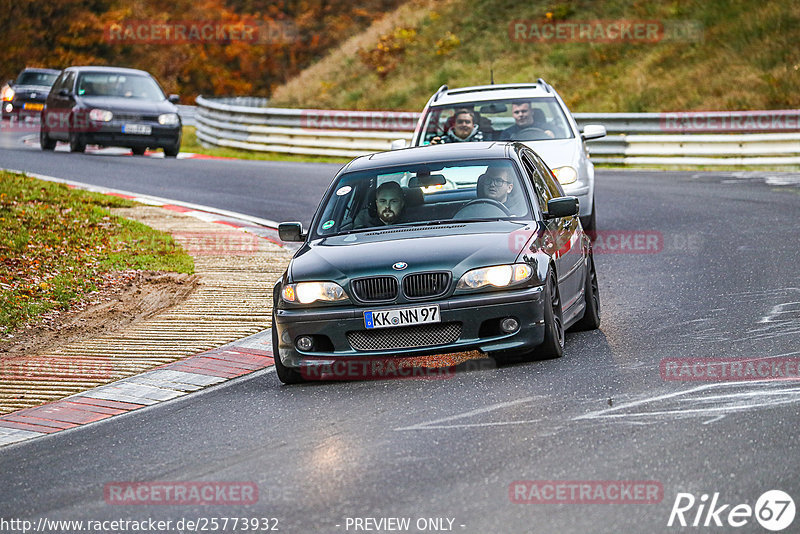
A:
668,490,795,531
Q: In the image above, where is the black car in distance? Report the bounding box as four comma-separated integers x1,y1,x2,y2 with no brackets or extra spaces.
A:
40,66,181,156
1,68,61,120
272,142,600,384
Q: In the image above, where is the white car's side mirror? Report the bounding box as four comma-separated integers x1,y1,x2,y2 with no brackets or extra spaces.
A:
581,124,606,140
390,139,408,150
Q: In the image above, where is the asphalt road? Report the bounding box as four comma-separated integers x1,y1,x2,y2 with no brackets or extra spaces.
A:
2,129,800,533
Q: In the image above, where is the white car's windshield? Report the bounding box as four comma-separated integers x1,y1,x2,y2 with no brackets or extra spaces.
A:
418,97,574,144
313,159,531,238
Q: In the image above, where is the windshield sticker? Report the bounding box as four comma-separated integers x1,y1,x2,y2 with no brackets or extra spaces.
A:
322,220,335,230
336,186,352,196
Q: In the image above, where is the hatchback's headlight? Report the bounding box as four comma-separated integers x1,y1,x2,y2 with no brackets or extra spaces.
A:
158,113,180,126
89,109,113,122
282,282,348,304
456,264,533,290
553,166,578,185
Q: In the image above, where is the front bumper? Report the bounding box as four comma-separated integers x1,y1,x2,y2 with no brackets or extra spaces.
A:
79,122,180,148
560,181,592,217
274,285,546,369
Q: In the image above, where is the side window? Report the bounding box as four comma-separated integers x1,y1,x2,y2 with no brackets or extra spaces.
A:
521,153,552,212
529,151,565,197
50,73,67,94
57,72,76,94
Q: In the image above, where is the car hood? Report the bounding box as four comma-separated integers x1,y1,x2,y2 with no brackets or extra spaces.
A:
290,221,534,283
12,84,53,95
77,96,176,114
521,138,581,169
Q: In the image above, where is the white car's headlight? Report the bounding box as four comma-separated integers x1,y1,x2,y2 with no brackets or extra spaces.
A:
158,113,180,126
552,166,578,185
282,281,348,304
89,109,113,122
456,264,533,290
1,86,14,102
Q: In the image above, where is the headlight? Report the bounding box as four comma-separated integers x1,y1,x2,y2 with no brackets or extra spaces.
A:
158,113,180,126
456,263,533,290
282,282,348,304
1,86,14,102
552,166,578,185
89,109,113,122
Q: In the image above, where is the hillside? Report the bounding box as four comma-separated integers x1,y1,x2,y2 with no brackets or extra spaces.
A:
269,0,800,112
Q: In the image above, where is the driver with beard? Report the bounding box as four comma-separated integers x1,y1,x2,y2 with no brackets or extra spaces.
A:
354,181,407,228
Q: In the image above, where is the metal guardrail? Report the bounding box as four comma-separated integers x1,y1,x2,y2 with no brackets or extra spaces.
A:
194,96,800,165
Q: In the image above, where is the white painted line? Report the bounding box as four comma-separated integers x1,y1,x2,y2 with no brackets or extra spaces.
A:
394,397,539,431
0,168,281,229
0,427,46,446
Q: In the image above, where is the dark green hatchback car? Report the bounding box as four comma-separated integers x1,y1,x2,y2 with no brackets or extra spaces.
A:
273,142,599,384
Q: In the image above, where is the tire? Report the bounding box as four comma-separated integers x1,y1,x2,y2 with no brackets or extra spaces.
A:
536,272,565,359
131,147,146,156
163,139,180,158
272,314,305,384
40,126,56,151
68,130,85,153
492,270,564,365
571,253,601,331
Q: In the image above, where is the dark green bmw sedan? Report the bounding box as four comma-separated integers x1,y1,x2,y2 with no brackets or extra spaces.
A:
273,142,600,384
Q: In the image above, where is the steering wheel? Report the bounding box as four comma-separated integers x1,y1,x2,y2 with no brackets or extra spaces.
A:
515,126,553,140
454,198,511,218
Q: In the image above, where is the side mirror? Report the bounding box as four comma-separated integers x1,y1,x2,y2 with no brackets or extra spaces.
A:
58,88,71,97
390,139,408,150
278,222,306,242
6,80,14,87
545,196,579,219
581,124,606,140
168,94,180,104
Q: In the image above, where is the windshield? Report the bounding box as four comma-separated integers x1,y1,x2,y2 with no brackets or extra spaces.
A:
17,71,58,87
76,73,165,100
313,159,531,238
418,97,574,144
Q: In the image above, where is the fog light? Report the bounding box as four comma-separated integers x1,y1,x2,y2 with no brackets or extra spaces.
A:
3,103,12,113
500,317,519,334
296,335,315,351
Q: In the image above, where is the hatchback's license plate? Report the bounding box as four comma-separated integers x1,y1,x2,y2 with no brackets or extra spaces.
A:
364,305,440,329
122,124,151,135
23,103,43,111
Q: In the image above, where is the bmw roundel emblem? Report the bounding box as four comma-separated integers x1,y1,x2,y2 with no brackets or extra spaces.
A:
392,261,408,271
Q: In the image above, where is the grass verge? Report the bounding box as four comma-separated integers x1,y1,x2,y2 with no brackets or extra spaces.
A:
181,126,350,164
0,171,194,335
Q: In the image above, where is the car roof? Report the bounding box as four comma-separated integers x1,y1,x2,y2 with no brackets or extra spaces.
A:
343,142,520,172
429,83,556,107
62,66,153,77
19,68,61,75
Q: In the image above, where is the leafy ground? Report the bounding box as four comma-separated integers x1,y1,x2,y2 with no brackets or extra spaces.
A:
0,171,193,335
269,0,800,112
